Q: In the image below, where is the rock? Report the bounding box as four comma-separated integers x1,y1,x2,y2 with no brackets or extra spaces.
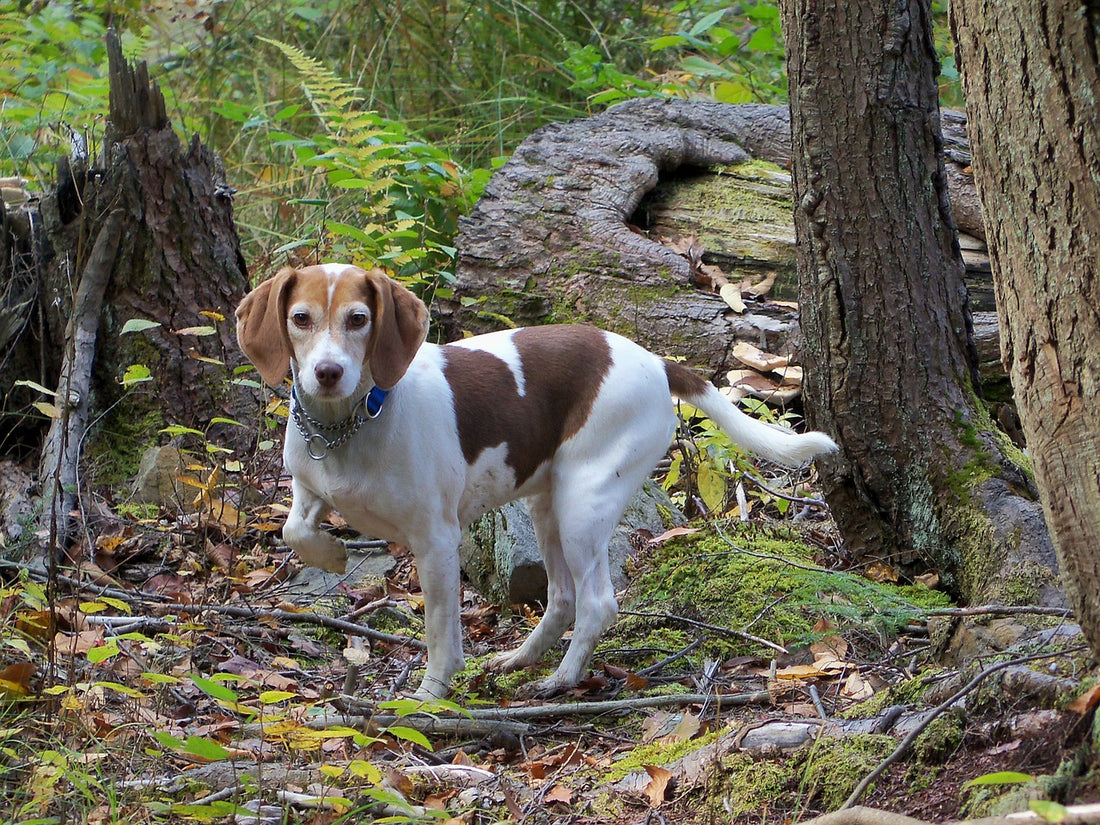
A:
130,444,197,510
459,480,686,606
0,460,36,544
282,547,398,597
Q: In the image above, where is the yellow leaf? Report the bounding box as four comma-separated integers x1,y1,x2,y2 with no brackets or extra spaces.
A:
696,461,727,512
33,401,61,419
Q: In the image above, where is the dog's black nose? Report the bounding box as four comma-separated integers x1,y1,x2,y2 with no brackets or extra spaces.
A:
315,361,344,388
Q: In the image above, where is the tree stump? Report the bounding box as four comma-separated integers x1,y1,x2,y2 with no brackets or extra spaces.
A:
0,31,250,543
447,100,999,391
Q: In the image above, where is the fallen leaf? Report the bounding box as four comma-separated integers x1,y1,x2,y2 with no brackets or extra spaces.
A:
648,527,699,544
544,785,573,805
865,561,899,583
775,664,831,680
657,712,700,745
0,662,35,698
644,765,673,807
1068,683,1100,715
914,571,941,589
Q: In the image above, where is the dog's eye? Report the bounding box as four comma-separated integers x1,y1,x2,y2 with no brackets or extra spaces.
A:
291,311,311,328
347,312,368,330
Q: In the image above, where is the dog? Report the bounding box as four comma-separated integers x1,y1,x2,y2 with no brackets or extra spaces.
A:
236,263,837,699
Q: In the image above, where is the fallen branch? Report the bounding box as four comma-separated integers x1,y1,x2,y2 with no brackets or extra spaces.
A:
924,605,1074,619
338,690,770,722
162,602,426,649
620,609,788,654
803,802,1100,825
39,208,124,547
842,645,1089,808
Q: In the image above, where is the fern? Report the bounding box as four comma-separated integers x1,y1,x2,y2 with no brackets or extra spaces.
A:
256,37,473,284
259,37,399,185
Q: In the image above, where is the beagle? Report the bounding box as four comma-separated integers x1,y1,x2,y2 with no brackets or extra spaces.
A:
236,264,837,699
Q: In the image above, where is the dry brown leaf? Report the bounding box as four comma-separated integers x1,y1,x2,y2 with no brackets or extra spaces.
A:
644,765,673,807
545,785,573,805
775,664,831,680
1068,683,1100,715
914,571,941,589
657,712,701,745
840,670,875,701
865,561,899,583
0,662,36,698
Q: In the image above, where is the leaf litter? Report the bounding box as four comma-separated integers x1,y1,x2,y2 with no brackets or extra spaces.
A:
0,445,1094,825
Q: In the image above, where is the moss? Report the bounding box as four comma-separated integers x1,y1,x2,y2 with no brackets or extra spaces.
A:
911,710,965,765
86,405,167,487
603,724,730,784
614,525,952,667
714,733,896,817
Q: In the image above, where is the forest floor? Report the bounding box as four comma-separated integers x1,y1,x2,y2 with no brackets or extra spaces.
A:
0,452,1097,825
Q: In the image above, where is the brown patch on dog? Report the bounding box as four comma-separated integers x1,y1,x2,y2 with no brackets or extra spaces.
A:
444,326,612,486
664,360,709,400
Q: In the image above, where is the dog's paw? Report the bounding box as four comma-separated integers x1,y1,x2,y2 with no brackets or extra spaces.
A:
486,650,525,673
513,676,570,701
410,673,452,701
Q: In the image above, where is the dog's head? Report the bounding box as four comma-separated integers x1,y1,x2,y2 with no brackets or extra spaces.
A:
235,264,429,398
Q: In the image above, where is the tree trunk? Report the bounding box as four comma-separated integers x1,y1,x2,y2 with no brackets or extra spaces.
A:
0,31,251,505
779,0,1062,606
950,2,1100,655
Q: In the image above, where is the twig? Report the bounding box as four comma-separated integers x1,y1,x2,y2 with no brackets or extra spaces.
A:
923,604,1074,619
743,470,829,509
841,645,1089,808
637,637,704,677
162,602,426,649
620,609,788,654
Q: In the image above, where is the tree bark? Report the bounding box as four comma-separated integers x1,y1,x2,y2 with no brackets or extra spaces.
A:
1,30,251,497
950,2,1100,655
778,0,1062,606
450,100,999,389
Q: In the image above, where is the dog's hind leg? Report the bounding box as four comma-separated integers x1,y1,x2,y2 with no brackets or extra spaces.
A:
488,492,576,673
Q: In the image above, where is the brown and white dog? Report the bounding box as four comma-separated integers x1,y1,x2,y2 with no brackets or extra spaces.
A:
236,264,837,699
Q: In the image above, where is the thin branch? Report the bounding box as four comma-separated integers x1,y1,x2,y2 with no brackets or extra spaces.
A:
842,645,1089,808
620,609,788,654
164,602,426,649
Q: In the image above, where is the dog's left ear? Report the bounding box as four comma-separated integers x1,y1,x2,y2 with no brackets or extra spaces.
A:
236,267,297,386
363,269,429,389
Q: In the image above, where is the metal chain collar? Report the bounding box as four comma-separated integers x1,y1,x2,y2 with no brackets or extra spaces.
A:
290,385,369,460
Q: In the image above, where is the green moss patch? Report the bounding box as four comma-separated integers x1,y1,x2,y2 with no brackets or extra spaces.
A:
602,523,953,669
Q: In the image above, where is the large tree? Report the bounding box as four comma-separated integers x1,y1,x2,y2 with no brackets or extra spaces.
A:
950,2,1100,656
777,0,1061,606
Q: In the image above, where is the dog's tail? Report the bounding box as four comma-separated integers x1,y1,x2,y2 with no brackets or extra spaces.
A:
665,361,838,467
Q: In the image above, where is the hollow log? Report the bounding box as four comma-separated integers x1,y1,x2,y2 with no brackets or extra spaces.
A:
447,100,1000,393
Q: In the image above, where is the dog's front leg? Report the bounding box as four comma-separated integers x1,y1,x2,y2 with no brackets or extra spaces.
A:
410,524,465,700
282,479,347,574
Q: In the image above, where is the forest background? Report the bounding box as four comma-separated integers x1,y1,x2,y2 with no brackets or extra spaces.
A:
6,3,1096,825
0,0,960,281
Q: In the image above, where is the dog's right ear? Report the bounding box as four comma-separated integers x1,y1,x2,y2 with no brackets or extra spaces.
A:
236,267,297,386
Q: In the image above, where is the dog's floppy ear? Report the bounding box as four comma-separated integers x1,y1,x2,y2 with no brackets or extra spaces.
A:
236,267,297,386
363,268,429,389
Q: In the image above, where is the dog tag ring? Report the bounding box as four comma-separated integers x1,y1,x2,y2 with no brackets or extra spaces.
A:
306,433,330,460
